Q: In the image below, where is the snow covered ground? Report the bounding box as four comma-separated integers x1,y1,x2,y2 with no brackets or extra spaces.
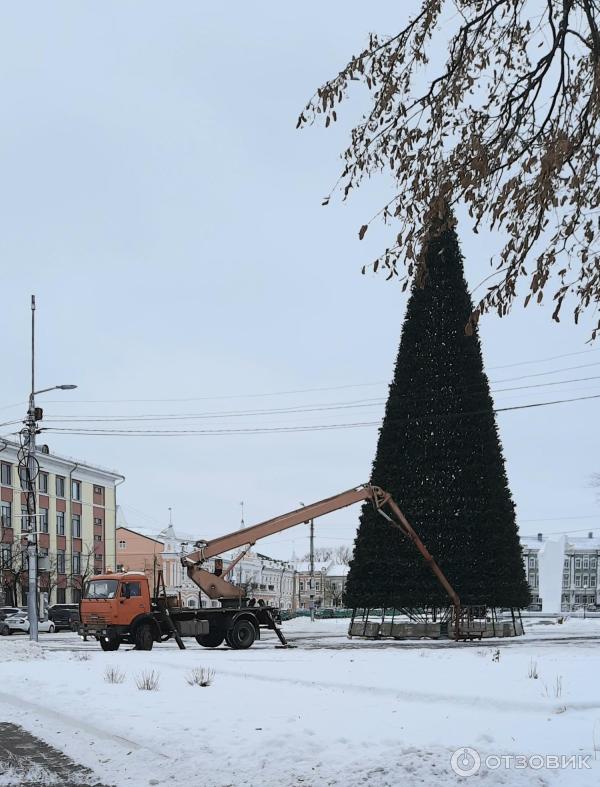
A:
1,617,599,786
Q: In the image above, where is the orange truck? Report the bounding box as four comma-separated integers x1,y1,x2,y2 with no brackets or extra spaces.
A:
79,484,461,650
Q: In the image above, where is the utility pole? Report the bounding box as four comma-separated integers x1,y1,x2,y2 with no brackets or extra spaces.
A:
309,517,315,622
25,296,39,642
20,296,77,642
238,501,245,588
300,502,315,622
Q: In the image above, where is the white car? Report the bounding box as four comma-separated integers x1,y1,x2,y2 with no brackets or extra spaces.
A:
4,612,55,634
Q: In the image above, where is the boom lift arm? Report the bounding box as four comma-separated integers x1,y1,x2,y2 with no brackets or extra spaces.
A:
181,484,461,631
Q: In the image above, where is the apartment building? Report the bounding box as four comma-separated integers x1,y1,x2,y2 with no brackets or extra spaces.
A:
0,440,124,605
115,526,164,582
521,531,600,612
324,563,349,607
294,561,330,610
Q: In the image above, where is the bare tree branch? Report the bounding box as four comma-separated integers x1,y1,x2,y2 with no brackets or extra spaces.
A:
299,0,600,339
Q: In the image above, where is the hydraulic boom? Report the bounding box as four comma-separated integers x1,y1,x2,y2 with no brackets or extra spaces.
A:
182,484,461,635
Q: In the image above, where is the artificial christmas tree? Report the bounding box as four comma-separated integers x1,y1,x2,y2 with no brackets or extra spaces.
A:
345,211,530,613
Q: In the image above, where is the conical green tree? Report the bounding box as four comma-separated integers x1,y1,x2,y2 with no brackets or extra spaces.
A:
345,216,530,611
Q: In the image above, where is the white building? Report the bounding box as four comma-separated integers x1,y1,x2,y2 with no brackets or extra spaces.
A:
521,531,600,612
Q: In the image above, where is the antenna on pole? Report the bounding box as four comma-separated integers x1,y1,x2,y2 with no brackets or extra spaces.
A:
240,501,245,530
31,295,35,397
168,507,173,526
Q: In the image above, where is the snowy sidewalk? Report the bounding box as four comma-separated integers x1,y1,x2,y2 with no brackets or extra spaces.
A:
0,620,599,786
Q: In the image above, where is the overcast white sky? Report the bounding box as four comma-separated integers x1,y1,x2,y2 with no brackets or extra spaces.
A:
1,2,598,561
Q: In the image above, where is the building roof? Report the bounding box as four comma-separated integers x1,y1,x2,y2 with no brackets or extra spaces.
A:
521,533,600,552
295,561,331,574
326,563,350,577
0,438,124,481
116,526,164,546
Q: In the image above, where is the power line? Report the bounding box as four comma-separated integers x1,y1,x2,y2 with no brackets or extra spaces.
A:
6,349,596,408
36,374,600,425
39,391,600,437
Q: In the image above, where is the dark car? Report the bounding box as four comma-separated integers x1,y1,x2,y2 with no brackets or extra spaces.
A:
48,604,80,631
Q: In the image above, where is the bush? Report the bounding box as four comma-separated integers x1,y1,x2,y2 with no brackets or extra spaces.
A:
185,667,215,687
104,666,126,684
135,669,160,691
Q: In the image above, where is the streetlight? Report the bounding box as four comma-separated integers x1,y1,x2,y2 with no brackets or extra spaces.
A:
23,296,77,642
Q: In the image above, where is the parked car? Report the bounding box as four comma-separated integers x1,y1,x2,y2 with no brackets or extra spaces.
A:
4,613,56,634
0,607,20,622
48,603,80,631
0,608,19,636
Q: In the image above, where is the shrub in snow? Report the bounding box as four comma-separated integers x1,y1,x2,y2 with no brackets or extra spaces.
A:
185,667,215,687
528,659,539,679
135,669,160,691
104,666,126,684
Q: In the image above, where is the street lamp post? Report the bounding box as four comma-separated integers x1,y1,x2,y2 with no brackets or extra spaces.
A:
24,295,77,642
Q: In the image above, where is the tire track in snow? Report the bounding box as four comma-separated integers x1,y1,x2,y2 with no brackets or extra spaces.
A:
154,659,600,716
0,689,169,757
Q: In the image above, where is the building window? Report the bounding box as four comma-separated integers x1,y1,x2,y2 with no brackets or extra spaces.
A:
575,557,582,569
21,505,29,531
592,558,597,569
315,582,320,591
72,552,81,575
56,511,65,535
72,514,81,539
299,581,304,592
575,575,582,587
583,557,589,569
562,572,569,587
56,588,66,603
0,502,11,528
118,540,126,550
39,508,49,534
1,544,11,568
71,479,81,501
57,550,66,574
583,575,589,587
94,534,102,542
528,557,536,568
56,476,65,498
0,462,11,486
38,472,48,493
94,517,103,526
116,563,124,572
93,485,105,504
591,574,597,587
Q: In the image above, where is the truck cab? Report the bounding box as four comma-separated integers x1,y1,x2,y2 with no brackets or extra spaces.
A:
80,571,210,651
81,572,155,650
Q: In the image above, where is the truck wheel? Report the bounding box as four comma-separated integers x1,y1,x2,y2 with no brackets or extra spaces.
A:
100,637,120,651
134,623,154,651
195,631,224,648
228,619,256,650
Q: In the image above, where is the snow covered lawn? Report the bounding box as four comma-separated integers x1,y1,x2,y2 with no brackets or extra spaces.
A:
1,618,599,786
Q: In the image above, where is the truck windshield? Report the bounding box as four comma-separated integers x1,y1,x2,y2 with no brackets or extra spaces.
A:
85,580,118,599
